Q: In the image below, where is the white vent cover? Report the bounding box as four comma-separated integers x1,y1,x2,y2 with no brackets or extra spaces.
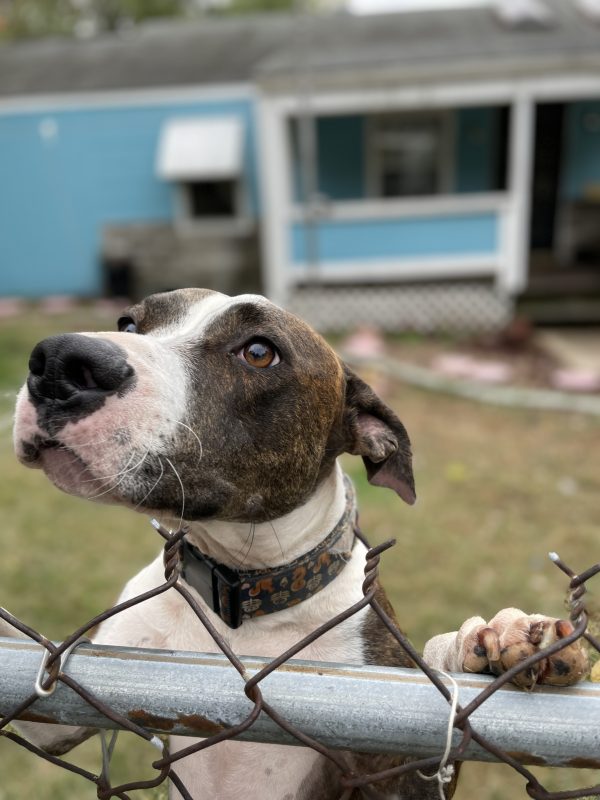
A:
575,0,600,22
493,0,554,27
156,116,243,181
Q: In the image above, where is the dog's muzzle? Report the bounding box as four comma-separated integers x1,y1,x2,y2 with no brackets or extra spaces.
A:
27,334,135,421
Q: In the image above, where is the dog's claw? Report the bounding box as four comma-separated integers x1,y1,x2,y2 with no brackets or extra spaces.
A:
461,611,589,688
539,618,589,686
480,627,501,662
556,619,575,638
528,620,545,645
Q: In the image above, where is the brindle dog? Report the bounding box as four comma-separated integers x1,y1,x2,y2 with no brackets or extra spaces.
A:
4,289,588,799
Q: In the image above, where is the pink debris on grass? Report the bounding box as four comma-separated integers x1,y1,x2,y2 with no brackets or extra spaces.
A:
341,326,386,359
0,298,25,318
39,295,77,314
431,354,477,379
432,353,513,384
468,361,513,384
94,298,130,314
551,369,600,393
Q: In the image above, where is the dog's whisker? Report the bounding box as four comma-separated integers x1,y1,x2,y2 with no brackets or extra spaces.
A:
85,449,150,485
165,457,185,529
172,420,203,466
269,520,286,562
59,435,112,449
238,522,256,569
80,450,140,484
56,445,96,475
133,457,165,511
86,452,148,501
68,438,111,449
86,480,127,502
232,523,255,568
131,450,152,480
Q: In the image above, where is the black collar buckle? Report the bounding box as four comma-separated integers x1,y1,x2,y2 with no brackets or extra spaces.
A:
181,539,242,629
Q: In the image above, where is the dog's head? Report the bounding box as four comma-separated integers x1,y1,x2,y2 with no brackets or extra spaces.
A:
14,289,415,522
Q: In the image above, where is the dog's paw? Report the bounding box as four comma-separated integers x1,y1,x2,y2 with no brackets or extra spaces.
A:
460,608,589,688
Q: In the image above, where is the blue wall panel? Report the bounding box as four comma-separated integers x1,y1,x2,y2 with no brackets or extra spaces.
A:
290,212,498,264
317,116,365,200
454,107,503,194
561,100,600,201
291,115,365,202
0,96,258,297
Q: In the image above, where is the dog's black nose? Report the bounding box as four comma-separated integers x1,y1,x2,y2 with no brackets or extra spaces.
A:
27,334,134,412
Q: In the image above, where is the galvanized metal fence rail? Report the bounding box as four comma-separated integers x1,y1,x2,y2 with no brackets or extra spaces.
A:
3,642,600,766
1,524,600,800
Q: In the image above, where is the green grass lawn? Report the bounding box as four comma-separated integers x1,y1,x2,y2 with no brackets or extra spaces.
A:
0,308,599,799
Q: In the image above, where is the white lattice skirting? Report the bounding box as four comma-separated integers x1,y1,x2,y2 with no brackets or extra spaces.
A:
285,282,514,333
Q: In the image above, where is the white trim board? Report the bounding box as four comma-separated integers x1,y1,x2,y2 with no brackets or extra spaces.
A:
258,93,291,305
3,70,599,118
0,83,255,116
267,73,600,116
288,254,502,284
289,193,509,222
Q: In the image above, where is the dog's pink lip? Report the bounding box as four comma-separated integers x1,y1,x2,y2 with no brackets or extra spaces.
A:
35,441,103,498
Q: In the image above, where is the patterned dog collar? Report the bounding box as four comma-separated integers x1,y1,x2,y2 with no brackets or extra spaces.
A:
181,476,357,629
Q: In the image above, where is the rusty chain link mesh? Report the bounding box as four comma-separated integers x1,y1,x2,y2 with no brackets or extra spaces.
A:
1,520,599,800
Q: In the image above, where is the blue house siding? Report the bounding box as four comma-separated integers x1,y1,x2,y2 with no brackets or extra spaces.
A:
0,95,258,298
316,116,365,200
290,212,498,265
291,115,365,202
561,100,600,201
454,107,504,194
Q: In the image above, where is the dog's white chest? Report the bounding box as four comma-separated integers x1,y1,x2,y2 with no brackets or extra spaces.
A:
169,739,325,800
94,544,370,800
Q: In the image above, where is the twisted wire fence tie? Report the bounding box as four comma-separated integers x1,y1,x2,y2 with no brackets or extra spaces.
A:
151,518,187,581
417,670,459,800
549,551,599,625
549,552,600,676
98,729,120,796
34,636,90,698
549,552,600,591
361,538,395,594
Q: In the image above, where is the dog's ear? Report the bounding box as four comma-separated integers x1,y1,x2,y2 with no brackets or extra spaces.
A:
342,366,416,505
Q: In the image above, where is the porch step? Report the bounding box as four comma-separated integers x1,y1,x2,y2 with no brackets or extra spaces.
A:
517,295,600,324
526,270,600,295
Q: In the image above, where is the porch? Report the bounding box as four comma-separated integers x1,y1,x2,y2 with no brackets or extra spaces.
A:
523,99,600,323
259,77,600,329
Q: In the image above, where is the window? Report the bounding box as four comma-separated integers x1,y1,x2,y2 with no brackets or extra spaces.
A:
184,180,237,219
157,116,244,222
368,113,450,198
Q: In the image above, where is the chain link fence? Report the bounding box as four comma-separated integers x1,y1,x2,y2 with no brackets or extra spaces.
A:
1,520,600,800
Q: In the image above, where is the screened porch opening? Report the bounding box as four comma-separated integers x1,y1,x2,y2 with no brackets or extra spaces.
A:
286,106,511,282
288,105,510,205
527,99,600,305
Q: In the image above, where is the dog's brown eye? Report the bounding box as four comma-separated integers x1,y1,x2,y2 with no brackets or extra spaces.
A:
117,317,137,334
238,339,280,369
